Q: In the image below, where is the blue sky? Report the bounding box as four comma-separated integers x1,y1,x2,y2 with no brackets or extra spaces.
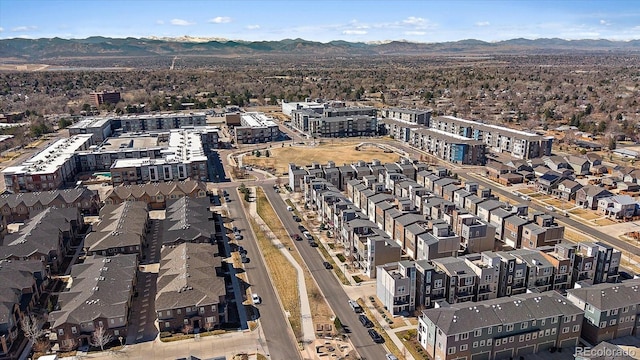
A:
1,0,639,42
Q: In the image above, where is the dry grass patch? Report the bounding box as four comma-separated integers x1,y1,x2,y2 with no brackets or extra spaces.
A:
518,188,535,195
254,188,334,334
564,228,595,243
594,218,618,226
248,216,302,339
244,142,400,175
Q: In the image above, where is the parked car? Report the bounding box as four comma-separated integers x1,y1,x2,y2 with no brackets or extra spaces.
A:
234,234,243,240
287,206,294,211
298,225,307,232
368,329,384,343
545,205,555,212
385,354,399,360
323,261,333,269
303,232,314,241
293,215,302,222
359,314,373,328
309,241,318,247
252,293,261,304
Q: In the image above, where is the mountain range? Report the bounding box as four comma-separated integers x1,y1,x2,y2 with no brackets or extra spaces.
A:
2,37,640,61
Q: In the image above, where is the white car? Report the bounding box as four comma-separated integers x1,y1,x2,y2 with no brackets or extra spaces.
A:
385,355,399,360
545,205,555,212
252,293,261,304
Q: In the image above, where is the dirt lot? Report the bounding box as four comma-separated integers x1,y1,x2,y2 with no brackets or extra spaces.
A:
594,218,618,226
244,142,400,175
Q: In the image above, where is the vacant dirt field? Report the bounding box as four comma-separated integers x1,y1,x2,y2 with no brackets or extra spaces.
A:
569,208,601,220
244,142,400,174
594,218,617,226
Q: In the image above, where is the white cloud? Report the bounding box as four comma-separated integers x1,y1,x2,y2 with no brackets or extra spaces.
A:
475,21,490,27
246,24,260,30
402,16,426,26
343,30,367,35
170,19,194,26
600,19,611,26
11,25,37,32
0,27,3,33
209,16,232,24
405,31,426,36
156,20,165,25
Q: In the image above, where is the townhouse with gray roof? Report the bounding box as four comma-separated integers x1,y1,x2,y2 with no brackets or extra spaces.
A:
503,215,531,249
463,253,500,301
0,207,83,273
576,242,621,284
566,279,640,344
431,257,478,304
488,208,514,242
492,251,529,297
161,197,214,246
418,291,582,360
458,215,496,254
511,249,555,293
84,201,149,257
415,223,460,261
156,243,227,334
0,260,47,359
49,254,137,351
0,188,98,225
576,185,613,210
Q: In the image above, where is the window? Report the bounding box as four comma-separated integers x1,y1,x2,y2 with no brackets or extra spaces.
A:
541,319,546,326
199,307,205,314
448,347,456,355
474,329,481,337
551,328,557,335
610,319,617,326
573,325,580,332
177,309,181,314
71,327,77,334
519,335,524,342
623,307,629,313
487,327,492,334
98,321,103,327
165,322,170,328
186,307,191,313
460,344,468,351
600,321,607,328
110,319,115,324
473,341,478,348
480,340,485,347
525,334,531,341
551,317,558,324
506,324,514,332
497,325,503,333
532,332,537,340
58,329,64,335
495,339,501,346
562,327,569,334
487,339,492,346
114,330,119,336
521,322,528,330
184,319,189,324
211,305,216,311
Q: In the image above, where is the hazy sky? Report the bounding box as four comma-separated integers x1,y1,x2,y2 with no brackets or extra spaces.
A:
1,0,639,42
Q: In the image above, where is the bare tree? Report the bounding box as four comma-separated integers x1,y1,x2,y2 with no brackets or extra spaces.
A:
21,314,45,344
90,324,113,351
204,322,214,333
182,323,194,335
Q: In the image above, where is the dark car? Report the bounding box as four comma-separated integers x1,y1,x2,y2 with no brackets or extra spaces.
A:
292,234,302,241
368,329,384,343
359,314,373,328
309,241,318,247
323,261,333,269
298,225,307,232
293,215,302,222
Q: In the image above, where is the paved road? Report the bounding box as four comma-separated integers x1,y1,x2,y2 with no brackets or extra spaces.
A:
225,189,301,360
262,186,388,360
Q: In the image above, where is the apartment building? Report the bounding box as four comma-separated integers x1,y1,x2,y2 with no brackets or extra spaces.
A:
291,106,378,137
90,91,120,107
68,117,112,142
380,108,432,125
110,128,211,185
118,112,206,132
2,134,94,192
430,115,554,159
566,279,640,344
234,112,280,144
410,128,486,165
575,242,621,284
418,291,583,360
49,254,137,351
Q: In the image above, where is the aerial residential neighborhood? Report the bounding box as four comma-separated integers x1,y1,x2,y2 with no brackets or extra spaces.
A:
2,2,640,360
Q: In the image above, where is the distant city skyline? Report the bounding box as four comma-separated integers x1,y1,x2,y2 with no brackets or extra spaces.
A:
1,0,639,42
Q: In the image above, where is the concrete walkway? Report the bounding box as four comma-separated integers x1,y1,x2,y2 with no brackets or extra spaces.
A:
247,187,316,344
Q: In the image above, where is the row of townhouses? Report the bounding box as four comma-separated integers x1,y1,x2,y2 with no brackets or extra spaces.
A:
418,278,640,360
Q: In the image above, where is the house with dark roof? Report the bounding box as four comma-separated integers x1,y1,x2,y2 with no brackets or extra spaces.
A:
553,179,583,201
418,291,583,360
104,180,207,209
535,171,564,194
0,260,47,359
0,188,98,224
566,279,640,344
49,254,137,351
576,185,613,209
84,202,149,257
0,207,83,273
156,243,227,333
162,197,214,246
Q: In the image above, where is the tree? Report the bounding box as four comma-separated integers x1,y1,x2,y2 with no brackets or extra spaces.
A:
21,314,45,345
333,316,344,334
265,150,270,157
255,150,261,157
90,324,113,351
182,323,194,335
58,118,72,129
204,322,215,333
244,188,252,202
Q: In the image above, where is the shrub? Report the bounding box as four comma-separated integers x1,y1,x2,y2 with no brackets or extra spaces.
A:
336,254,346,262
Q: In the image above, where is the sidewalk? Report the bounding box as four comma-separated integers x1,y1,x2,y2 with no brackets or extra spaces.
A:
247,187,316,344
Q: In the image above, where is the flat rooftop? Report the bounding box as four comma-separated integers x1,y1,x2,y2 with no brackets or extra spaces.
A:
101,136,161,151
